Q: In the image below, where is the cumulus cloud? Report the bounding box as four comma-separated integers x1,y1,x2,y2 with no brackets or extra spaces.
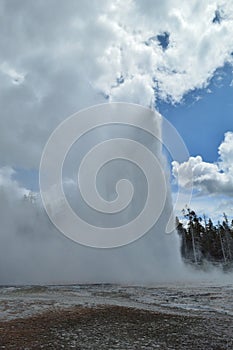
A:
172,132,233,196
1,0,233,168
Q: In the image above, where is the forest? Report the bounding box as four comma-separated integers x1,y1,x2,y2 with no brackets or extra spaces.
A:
176,208,233,269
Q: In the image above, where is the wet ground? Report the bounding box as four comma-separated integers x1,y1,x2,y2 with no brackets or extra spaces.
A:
0,283,233,349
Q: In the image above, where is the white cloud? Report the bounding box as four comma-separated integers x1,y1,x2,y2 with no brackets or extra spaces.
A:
0,166,28,197
172,131,233,196
1,0,233,168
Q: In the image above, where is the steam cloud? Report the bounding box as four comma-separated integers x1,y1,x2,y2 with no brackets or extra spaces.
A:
1,0,233,284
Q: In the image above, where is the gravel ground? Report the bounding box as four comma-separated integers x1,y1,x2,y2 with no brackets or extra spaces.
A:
0,305,233,350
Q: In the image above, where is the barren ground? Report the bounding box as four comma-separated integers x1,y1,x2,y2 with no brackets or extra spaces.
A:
1,305,233,349
0,283,232,349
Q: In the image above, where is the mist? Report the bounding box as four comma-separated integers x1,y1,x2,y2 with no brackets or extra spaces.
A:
0,110,186,285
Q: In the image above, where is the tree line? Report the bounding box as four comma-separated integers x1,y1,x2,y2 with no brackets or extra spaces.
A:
176,208,233,268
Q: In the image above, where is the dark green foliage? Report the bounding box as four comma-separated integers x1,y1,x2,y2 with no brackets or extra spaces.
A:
176,208,233,268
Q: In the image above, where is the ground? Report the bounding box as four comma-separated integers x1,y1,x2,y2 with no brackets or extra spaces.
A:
0,283,232,349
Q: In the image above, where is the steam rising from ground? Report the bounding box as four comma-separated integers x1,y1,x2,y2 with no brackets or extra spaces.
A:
1,114,231,285
0,179,231,285
1,112,184,285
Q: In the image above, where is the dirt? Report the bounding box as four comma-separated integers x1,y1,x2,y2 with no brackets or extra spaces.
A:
0,305,232,350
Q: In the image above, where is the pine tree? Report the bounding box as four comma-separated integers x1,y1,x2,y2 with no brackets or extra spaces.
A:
176,208,233,267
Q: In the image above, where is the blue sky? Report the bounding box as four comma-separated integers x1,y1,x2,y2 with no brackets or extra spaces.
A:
160,63,233,220
159,63,233,163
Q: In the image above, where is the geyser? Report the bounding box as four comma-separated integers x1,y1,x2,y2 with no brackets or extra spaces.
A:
1,104,183,285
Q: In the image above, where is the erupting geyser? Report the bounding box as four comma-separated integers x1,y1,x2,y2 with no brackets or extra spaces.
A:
1,104,184,285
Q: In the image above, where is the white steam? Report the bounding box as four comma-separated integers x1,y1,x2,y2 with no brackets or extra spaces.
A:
1,0,233,284
1,112,184,285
